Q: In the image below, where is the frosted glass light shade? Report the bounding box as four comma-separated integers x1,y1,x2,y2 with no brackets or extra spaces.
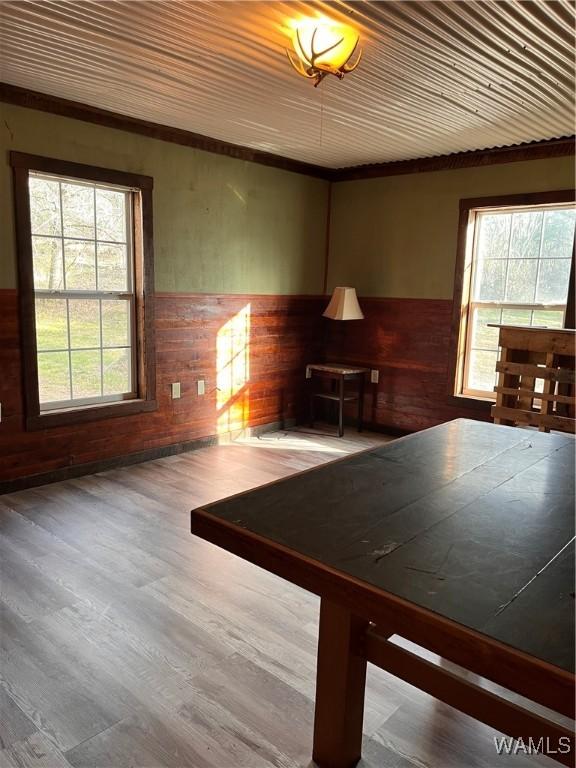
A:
323,287,364,320
286,17,362,87
291,19,359,71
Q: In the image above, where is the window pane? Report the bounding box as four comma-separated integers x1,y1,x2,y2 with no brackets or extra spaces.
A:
29,177,61,236
69,299,100,349
474,258,506,301
535,259,571,304
509,211,542,259
62,182,95,239
71,350,101,398
32,237,64,290
541,209,576,259
501,308,531,326
35,299,68,351
96,189,127,242
471,307,501,350
477,214,511,259
468,350,498,393
97,243,128,291
64,240,96,290
103,348,131,395
38,352,70,403
102,300,130,347
532,309,564,328
505,259,538,303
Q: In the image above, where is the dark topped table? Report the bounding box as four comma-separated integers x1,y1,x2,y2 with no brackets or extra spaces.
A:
191,419,575,768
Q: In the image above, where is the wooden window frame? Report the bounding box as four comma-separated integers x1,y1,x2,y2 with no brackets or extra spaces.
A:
11,151,157,430
448,189,576,406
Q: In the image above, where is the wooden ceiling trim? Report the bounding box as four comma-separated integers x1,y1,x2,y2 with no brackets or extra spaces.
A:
1,82,573,182
0,83,334,181
335,136,576,181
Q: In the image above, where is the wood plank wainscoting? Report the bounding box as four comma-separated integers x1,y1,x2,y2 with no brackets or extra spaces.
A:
0,290,324,485
323,297,492,433
1,290,493,487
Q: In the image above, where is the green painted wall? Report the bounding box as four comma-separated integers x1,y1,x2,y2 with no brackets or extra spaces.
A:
0,103,328,293
2,102,573,301
329,157,574,300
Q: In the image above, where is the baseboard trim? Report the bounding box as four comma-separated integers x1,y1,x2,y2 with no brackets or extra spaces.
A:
360,420,413,438
0,418,296,495
308,415,412,439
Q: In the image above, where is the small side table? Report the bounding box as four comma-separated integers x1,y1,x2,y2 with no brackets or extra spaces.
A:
307,363,369,437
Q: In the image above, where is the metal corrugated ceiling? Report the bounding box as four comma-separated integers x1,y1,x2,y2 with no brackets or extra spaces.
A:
0,0,574,169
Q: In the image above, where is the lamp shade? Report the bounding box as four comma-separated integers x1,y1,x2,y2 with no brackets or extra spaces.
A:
323,287,364,320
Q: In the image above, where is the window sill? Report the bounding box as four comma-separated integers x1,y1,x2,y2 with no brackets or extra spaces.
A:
26,398,158,431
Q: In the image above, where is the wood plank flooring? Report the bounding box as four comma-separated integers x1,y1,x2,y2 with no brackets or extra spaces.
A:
0,427,559,768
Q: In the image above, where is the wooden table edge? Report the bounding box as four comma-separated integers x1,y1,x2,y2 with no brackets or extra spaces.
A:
190,507,575,720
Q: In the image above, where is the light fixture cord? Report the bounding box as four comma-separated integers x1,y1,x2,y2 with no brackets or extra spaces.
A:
319,81,324,147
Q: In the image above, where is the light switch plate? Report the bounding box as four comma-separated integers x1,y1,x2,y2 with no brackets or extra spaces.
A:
370,369,379,384
305,366,311,379
197,379,205,396
171,382,181,399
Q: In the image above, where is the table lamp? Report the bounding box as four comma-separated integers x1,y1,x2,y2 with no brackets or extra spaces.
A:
323,286,364,320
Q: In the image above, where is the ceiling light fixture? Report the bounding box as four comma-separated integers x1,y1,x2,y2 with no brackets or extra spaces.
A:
286,17,362,87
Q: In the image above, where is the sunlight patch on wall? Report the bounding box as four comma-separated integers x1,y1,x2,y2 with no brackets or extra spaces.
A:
216,303,251,434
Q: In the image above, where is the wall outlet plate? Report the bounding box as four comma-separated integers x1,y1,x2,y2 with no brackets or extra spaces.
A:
370,369,379,384
171,382,181,399
197,379,205,396
305,365,311,379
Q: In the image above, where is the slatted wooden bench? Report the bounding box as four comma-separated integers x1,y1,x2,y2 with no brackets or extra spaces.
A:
490,325,575,434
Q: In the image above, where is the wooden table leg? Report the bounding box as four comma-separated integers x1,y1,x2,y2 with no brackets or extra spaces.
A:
338,375,344,437
357,374,364,433
309,379,315,427
312,599,369,768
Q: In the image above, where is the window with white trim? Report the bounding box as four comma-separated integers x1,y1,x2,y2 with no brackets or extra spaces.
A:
462,202,575,398
30,173,136,410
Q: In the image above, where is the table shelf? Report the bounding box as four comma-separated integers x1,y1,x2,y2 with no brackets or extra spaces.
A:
313,393,358,402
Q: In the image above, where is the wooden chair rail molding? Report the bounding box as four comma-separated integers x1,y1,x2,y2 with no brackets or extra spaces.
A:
491,325,576,434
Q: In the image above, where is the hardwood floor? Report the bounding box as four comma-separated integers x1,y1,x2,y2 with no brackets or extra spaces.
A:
0,427,556,768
